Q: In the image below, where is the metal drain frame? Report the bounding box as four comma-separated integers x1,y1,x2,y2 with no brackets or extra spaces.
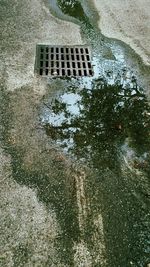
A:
35,44,93,77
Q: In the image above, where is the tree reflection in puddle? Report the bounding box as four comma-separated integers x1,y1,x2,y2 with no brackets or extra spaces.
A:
41,77,150,172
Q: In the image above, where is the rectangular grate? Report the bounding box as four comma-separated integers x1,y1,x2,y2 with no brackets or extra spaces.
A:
35,45,93,77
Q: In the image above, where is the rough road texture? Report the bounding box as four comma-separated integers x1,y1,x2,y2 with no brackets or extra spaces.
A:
0,0,83,91
0,1,87,266
0,0,107,266
1,0,150,266
93,0,150,65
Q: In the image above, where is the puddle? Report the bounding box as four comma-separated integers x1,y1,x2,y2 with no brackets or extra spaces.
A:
45,0,150,171
40,76,150,265
41,0,150,266
41,76,150,169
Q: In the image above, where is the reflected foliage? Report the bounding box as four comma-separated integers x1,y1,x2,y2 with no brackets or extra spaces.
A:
43,78,150,171
57,0,86,21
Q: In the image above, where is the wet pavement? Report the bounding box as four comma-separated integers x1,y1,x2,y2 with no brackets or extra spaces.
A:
0,0,150,266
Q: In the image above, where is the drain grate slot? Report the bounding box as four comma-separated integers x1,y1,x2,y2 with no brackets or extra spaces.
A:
35,45,93,77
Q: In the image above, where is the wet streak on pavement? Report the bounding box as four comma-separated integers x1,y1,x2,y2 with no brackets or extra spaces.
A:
0,0,150,266
45,1,150,266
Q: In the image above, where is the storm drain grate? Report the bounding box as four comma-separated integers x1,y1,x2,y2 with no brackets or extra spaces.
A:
35,45,93,77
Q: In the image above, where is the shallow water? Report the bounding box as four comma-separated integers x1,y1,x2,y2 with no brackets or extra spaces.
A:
41,0,150,266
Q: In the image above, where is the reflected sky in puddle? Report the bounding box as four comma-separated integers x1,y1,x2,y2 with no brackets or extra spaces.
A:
42,92,81,126
44,1,150,265
41,76,150,171
45,0,150,173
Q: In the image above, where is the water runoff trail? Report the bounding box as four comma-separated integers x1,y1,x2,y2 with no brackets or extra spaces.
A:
39,0,150,266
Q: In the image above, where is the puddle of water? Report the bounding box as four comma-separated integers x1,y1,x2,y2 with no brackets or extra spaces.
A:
41,77,150,168
57,0,85,21
40,75,150,266
43,1,150,266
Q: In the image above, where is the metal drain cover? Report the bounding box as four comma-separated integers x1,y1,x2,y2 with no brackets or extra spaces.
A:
35,45,93,77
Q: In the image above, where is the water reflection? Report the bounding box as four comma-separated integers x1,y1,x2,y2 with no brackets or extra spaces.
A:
57,0,86,21
46,1,150,265
42,77,150,172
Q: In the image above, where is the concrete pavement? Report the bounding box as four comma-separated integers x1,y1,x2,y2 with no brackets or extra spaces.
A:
93,0,150,65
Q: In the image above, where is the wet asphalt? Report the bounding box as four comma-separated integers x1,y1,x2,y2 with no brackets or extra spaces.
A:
0,0,150,266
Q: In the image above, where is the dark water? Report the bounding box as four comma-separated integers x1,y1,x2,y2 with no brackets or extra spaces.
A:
41,0,150,266
42,79,150,169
